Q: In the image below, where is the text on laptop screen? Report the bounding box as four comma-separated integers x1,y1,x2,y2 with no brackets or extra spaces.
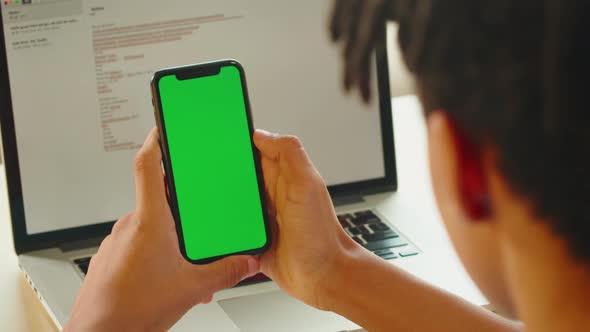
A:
1,0,385,234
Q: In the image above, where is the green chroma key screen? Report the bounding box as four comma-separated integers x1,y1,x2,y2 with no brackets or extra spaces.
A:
157,65,268,261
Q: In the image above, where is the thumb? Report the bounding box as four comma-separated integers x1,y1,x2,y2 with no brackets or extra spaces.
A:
201,256,259,291
134,127,167,213
253,130,317,180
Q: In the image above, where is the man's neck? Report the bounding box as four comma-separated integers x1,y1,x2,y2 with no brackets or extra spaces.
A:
501,218,590,332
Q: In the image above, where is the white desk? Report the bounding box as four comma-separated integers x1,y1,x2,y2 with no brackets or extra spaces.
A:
0,95,484,331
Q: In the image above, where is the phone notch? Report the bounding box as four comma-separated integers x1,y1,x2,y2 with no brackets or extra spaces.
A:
175,66,221,80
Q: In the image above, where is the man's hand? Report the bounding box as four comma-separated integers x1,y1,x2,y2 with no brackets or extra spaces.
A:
65,128,259,332
253,130,362,310
330,0,397,102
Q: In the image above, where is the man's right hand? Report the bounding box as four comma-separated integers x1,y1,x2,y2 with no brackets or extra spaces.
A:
253,130,521,332
253,130,363,310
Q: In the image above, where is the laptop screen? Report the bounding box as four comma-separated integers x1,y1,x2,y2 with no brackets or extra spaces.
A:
1,0,386,235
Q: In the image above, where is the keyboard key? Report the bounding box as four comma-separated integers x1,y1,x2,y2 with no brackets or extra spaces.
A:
373,249,396,259
348,227,363,236
337,215,352,228
351,216,380,226
74,257,91,264
369,223,391,233
399,246,419,257
338,213,353,219
354,210,375,217
78,263,89,274
364,237,408,251
352,236,365,245
355,212,377,220
359,225,372,234
375,249,397,259
363,231,398,242
349,217,362,225
348,227,361,236
364,217,381,225
74,257,92,275
373,249,393,256
380,253,397,260
353,212,376,220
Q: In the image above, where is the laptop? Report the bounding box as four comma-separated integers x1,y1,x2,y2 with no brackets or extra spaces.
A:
0,0,487,331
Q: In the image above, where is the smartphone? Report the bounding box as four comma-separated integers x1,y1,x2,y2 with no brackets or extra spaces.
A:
151,60,271,264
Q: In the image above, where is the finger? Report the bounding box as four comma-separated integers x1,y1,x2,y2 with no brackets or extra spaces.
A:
265,191,277,221
259,156,278,213
98,234,112,250
253,130,317,181
134,127,167,213
92,234,112,263
199,256,259,291
201,295,214,304
110,212,134,235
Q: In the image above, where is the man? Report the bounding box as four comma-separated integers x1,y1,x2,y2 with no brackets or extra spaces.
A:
65,0,590,331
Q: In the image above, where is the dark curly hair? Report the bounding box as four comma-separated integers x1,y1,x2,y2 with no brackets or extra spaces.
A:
395,1,590,259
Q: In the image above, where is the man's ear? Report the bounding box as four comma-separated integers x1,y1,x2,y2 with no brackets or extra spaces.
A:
428,111,492,222
428,112,516,316
451,117,492,221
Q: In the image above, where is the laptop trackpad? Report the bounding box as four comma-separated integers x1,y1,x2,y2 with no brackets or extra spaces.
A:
219,291,359,332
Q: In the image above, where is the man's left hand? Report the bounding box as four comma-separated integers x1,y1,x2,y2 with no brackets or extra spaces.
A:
65,128,259,332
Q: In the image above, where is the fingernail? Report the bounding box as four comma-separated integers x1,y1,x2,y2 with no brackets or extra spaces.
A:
255,129,271,136
247,257,259,277
255,129,278,138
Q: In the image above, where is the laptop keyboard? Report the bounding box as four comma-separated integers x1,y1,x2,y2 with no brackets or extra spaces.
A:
74,210,419,281
338,210,419,260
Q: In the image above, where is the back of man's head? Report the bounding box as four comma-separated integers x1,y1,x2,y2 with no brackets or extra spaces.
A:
396,1,590,260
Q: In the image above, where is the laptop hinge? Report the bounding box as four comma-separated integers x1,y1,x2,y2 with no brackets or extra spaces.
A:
332,193,365,207
58,236,105,252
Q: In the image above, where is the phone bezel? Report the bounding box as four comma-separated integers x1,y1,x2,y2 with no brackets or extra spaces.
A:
151,59,272,264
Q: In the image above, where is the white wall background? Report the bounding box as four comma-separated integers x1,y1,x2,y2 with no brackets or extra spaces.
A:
387,22,415,97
